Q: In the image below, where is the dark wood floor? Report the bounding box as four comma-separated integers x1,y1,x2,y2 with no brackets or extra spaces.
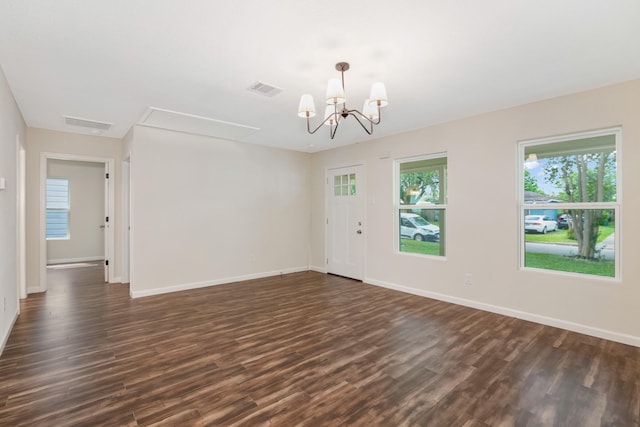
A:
1,265,638,426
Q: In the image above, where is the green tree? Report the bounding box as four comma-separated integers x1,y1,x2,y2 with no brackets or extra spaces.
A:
524,170,544,194
544,151,615,258
400,170,440,204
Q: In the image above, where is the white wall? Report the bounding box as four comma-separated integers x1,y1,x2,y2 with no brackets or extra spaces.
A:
310,79,640,345
46,159,105,264
25,128,122,291
0,65,26,353
129,125,311,296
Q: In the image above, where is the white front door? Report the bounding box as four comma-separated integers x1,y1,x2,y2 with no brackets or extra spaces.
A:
327,165,364,280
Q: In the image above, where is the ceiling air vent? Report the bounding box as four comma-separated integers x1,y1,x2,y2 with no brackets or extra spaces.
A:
64,116,113,131
247,81,283,97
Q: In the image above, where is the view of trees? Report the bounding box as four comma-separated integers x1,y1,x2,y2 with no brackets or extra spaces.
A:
541,151,616,259
524,170,543,194
400,170,441,205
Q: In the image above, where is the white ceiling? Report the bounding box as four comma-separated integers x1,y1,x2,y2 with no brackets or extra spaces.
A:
1,1,639,153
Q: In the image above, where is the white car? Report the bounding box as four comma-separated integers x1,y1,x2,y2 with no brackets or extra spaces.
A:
400,213,440,242
524,215,558,234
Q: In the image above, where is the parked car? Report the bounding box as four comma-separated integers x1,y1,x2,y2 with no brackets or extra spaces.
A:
524,215,558,234
557,214,572,229
400,213,440,242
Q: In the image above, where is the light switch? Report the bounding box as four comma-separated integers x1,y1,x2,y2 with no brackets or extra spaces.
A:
0,177,5,190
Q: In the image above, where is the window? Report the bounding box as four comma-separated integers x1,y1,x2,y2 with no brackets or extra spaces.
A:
46,177,70,239
520,128,620,278
334,173,356,196
396,154,447,257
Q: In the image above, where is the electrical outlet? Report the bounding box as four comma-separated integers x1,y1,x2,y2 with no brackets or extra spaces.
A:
2,297,5,312
464,273,472,286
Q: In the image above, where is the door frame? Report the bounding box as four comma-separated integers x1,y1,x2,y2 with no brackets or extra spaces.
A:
17,135,26,300
39,152,116,291
121,158,130,284
325,162,366,280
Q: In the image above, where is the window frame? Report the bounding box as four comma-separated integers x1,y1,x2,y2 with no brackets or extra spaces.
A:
518,127,621,280
46,177,71,240
394,152,448,258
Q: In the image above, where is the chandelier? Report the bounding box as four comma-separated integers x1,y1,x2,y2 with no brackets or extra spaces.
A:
297,62,388,139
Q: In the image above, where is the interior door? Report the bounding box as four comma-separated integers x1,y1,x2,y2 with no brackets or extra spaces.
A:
327,165,364,280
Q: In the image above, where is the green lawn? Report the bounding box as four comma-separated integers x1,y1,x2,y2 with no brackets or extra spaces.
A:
525,252,614,277
525,224,614,244
400,239,442,256
401,228,615,276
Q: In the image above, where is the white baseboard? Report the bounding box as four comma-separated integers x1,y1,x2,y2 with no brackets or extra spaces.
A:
364,277,640,348
109,276,122,284
0,308,19,357
309,265,327,273
47,256,104,265
27,286,43,294
130,266,310,299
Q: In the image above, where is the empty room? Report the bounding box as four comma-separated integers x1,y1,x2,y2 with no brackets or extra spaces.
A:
0,1,639,426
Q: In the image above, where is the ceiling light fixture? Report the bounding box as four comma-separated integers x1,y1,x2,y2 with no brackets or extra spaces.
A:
297,62,388,139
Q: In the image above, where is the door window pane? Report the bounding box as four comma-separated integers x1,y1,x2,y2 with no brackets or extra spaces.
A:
334,174,357,197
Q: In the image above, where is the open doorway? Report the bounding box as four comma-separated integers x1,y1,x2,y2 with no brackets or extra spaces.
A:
39,153,115,292
47,261,106,293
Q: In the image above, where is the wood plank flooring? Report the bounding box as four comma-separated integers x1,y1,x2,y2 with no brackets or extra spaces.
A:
1,264,639,426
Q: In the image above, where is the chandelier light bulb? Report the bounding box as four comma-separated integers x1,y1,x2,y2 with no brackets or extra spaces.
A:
326,78,346,105
362,99,378,121
324,105,338,126
297,94,316,118
369,82,388,107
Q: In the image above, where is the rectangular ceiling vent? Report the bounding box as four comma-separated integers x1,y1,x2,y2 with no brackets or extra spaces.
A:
64,116,113,131
247,81,283,97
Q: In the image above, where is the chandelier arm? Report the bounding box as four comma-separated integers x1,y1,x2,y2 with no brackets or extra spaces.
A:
347,107,382,126
329,119,340,139
348,112,374,135
306,114,336,135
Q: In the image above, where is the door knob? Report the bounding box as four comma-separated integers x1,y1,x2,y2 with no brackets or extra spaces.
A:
356,230,362,234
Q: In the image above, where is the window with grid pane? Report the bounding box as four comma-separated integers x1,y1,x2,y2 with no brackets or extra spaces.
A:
396,154,447,257
520,128,620,278
333,173,356,196
46,178,70,239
